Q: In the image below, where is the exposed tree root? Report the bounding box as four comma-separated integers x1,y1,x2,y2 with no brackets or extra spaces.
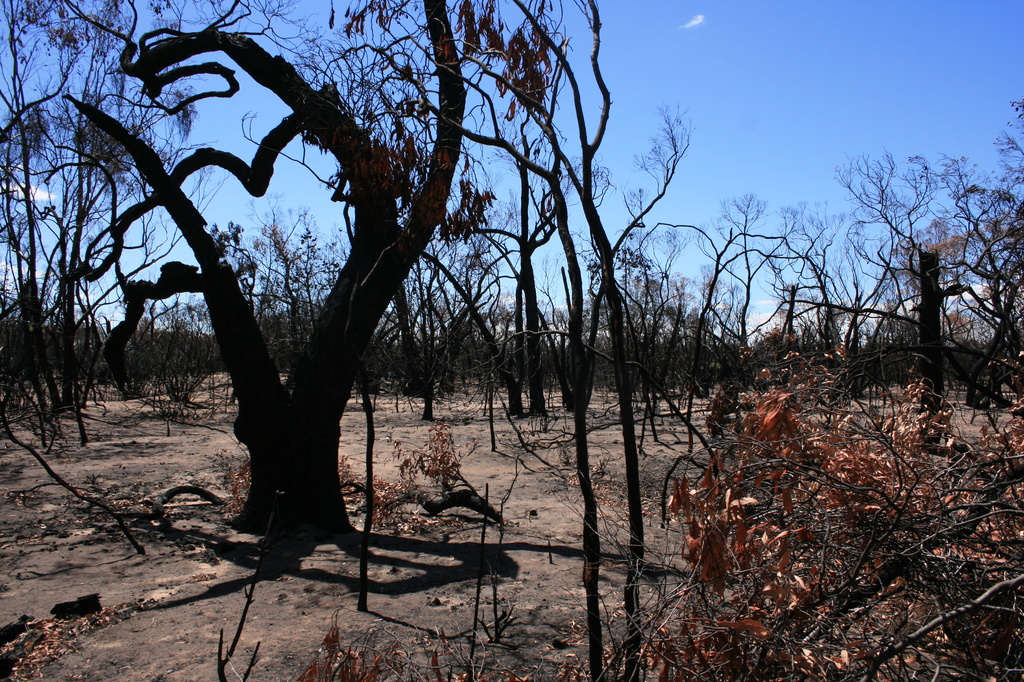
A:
416,487,503,524
148,485,224,519
344,482,503,524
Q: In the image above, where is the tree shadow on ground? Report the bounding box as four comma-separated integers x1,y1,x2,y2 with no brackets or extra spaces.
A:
150,518,584,612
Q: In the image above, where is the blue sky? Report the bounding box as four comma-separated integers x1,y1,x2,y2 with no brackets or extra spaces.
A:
589,1,1022,232
193,1,1023,262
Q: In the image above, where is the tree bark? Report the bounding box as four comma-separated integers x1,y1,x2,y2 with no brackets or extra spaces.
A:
918,249,944,413
71,0,467,533
520,245,547,415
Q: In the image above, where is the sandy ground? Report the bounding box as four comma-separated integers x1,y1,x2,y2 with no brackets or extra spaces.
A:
0,392,695,680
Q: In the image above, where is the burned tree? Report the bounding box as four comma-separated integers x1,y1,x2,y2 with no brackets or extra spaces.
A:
69,0,477,532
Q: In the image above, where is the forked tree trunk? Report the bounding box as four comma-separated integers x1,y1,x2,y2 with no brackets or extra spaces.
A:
72,0,467,534
230,236,432,531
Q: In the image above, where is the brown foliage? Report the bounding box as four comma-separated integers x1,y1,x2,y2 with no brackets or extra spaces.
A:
219,452,251,518
394,422,470,488
337,422,486,529
656,371,1024,680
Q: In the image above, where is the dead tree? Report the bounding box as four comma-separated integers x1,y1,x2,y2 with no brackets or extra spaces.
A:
69,0,473,531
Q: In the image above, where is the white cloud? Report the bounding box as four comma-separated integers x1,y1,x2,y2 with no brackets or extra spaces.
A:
3,180,55,203
680,14,705,29
29,186,55,202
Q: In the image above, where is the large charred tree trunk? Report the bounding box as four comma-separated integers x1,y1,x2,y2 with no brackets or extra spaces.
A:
238,414,352,531
546,276,576,411
918,249,944,413
520,246,547,416
73,0,467,533
236,228,423,531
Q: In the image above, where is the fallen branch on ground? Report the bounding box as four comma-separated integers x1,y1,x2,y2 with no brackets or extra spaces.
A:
858,572,1024,681
416,487,503,524
0,401,145,555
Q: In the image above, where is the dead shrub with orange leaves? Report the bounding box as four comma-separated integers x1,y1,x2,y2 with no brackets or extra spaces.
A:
652,376,1024,680
216,450,251,518
299,618,567,682
392,421,471,491
299,621,399,682
337,422,498,531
